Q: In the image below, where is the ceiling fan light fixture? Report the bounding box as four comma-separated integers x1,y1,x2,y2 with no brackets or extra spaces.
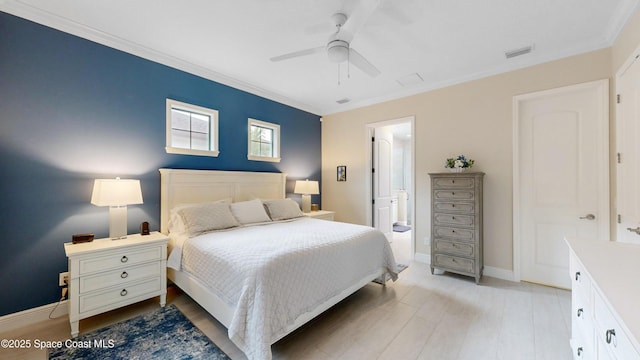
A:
327,40,349,63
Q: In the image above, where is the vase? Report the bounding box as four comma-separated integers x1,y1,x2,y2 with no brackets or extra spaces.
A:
449,167,466,173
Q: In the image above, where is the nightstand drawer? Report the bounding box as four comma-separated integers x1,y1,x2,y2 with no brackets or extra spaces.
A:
434,213,474,227
79,261,162,294
78,245,163,275
433,254,475,274
434,239,475,257
79,277,162,314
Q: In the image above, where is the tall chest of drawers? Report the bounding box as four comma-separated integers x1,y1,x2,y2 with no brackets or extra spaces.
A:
429,172,484,284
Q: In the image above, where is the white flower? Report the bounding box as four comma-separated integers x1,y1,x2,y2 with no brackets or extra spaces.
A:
454,159,464,168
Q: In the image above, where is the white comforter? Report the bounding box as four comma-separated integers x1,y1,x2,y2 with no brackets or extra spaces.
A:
174,217,398,360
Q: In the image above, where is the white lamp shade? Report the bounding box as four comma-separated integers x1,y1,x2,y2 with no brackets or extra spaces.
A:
91,178,143,206
294,180,319,195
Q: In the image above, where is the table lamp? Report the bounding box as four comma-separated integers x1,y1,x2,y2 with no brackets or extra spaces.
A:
91,177,143,239
294,179,319,213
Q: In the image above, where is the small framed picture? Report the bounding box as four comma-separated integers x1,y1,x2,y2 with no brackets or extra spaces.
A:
337,166,347,182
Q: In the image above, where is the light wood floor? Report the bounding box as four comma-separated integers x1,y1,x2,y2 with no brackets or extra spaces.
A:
0,231,572,359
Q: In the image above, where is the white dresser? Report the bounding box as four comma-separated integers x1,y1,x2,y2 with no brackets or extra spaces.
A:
64,232,168,337
566,238,640,359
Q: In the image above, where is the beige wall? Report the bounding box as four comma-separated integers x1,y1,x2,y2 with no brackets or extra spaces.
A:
322,48,614,272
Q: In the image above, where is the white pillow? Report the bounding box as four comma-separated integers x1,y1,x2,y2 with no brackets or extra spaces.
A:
263,199,304,221
230,199,271,225
169,198,232,234
177,201,239,237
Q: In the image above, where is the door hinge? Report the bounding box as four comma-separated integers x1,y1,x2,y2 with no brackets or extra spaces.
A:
372,199,375,205
617,153,622,164
371,136,375,142
618,214,622,224
617,94,621,104
372,168,375,173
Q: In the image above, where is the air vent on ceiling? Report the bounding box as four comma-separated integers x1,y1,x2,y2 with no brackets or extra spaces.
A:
336,98,351,104
397,73,424,87
505,45,533,59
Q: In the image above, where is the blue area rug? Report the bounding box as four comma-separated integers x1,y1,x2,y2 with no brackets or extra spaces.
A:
49,305,230,360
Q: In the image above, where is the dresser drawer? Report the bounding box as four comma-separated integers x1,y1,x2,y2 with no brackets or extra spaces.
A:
569,252,591,301
434,190,474,201
434,239,474,257
79,277,162,315
434,213,474,227
79,261,162,294
78,245,163,275
593,290,640,360
433,254,475,273
434,226,474,242
432,177,474,189
433,201,474,214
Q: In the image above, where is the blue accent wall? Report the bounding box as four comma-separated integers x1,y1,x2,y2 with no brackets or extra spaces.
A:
0,12,321,316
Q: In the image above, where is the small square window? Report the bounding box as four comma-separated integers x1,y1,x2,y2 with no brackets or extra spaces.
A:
166,99,219,157
248,118,280,163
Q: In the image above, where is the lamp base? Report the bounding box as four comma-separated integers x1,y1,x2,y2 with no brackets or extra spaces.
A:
301,194,311,213
109,206,128,240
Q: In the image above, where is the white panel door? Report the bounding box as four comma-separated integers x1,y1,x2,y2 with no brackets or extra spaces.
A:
616,55,640,244
373,126,394,239
515,80,609,289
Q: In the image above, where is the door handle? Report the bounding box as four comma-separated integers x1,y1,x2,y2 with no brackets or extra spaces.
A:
627,227,640,235
579,214,595,220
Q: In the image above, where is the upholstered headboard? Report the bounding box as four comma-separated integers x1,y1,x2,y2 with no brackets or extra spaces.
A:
159,168,287,234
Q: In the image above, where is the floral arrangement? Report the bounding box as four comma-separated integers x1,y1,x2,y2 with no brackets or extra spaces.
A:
445,154,474,170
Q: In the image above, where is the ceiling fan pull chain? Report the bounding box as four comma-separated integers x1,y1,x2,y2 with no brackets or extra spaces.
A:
337,64,341,85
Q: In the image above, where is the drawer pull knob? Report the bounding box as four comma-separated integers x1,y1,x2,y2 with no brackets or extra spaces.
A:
575,271,581,281
121,271,128,279
577,347,583,356
577,308,583,318
121,256,128,263
606,329,616,344
120,289,128,297
451,204,455,207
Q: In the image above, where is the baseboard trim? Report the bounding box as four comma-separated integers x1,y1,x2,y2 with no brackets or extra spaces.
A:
0,300,68,333
414,252,515,282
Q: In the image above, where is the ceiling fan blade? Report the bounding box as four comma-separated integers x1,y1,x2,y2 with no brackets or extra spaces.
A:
270,46,325,62
349,48,380,77
341,0,382,42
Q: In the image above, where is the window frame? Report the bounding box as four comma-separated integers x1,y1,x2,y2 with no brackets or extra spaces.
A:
247,118,281,163
166,99,219,157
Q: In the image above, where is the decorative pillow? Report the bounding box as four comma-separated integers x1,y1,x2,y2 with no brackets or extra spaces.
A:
168,198,232,234
177,201,239,237
230,199,272,225
263,199,304,221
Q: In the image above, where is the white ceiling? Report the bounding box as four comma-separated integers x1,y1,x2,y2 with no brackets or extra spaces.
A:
2,0,638,115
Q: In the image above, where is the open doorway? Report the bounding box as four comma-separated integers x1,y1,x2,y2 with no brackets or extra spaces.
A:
367,117,414,264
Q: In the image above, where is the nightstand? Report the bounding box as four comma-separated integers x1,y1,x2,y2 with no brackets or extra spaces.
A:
303,210,335,221
64,232,168,337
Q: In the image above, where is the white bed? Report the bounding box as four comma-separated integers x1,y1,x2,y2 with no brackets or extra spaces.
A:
159,169,398,360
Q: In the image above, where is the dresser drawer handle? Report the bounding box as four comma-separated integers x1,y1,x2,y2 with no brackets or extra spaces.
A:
606,329,616,345
120,289,128,297
575,271,580,281
576,308,583,318
451,192,455,196
121,256,128,263
451,204,455,208
121,271,128,279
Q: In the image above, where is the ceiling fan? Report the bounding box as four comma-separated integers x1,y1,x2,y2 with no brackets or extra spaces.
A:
269,6,381,78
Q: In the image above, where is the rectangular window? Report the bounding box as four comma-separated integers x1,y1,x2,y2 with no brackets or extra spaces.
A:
248,118,280,162
166,99,219,157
